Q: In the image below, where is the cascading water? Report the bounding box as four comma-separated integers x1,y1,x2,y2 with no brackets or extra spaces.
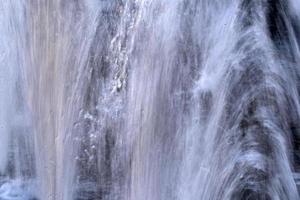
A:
0,1,36,199
1,0,300,199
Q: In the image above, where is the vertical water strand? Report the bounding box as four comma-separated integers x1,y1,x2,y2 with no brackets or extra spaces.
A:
25,0,101,199
175,1,239,199
287,0,300,191
55,2,101,199
0,0,37,198
0,0,16,176
26,1,61,198
126,1,186,199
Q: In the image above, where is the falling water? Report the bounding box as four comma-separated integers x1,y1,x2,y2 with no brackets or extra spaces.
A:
1,0,300,199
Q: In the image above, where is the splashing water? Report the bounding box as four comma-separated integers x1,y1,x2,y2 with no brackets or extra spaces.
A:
1,0,300,199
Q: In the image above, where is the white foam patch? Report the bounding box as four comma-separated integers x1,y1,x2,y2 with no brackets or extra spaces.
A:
0,179,37,200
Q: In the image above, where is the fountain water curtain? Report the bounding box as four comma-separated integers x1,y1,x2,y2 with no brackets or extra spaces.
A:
1,0,300,199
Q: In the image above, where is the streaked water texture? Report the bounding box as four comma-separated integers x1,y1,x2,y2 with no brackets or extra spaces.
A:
1,0,300,199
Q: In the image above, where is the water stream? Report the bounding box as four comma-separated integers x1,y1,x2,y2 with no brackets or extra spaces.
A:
1,0,300,199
